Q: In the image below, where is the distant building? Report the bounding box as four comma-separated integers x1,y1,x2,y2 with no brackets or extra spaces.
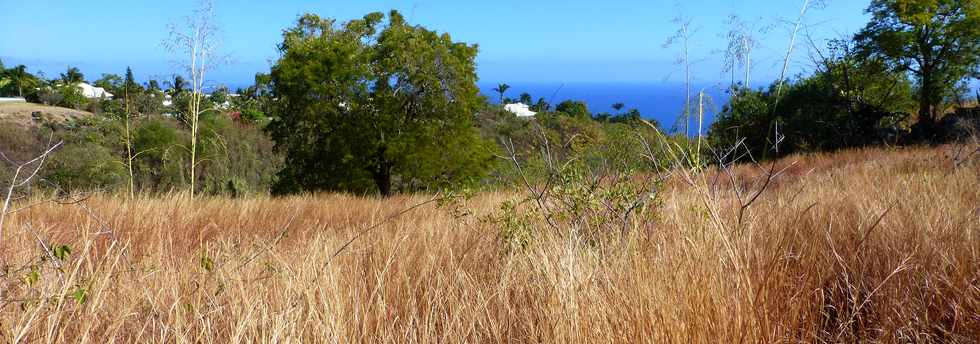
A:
504,103,537,117
76,83,113,99
0,97,27,103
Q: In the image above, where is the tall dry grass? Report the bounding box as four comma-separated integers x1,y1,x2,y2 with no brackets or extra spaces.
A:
0,145,977,343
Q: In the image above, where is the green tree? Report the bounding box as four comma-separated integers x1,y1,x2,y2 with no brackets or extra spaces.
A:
60,66,85,84
124,67,142,93
532,98,551,112
268,11,493,196
94,73,124,94
170,75,186,94
556,100,591,118
612,102,625,113
494,83,511,104
709,43,915,159
3,65,39,97
519,92,533,105
855,0,980,131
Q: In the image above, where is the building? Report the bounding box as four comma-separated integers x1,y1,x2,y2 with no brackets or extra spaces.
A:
0,97,27,103
504,103,537,117
76,82,113,99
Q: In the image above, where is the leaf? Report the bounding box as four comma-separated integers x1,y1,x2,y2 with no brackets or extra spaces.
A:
24,266,40,286
53,245,72,261
71,286,88,304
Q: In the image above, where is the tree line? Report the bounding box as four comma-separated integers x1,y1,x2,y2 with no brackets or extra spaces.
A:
2,0,978,198
710,0,979,159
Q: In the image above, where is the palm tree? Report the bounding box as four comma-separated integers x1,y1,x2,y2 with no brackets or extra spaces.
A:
519,92,532,105
493,83,510,104
171,75,186,94
612,102,625,113
6,65,38,97
60,66,84,84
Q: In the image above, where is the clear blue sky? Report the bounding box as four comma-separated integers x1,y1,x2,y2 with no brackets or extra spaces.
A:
0,0,872,87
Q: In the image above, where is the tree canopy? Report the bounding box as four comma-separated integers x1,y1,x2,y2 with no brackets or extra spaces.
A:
60,66,85,84
855,0,980,130
709,40,915,159
267,11,494,196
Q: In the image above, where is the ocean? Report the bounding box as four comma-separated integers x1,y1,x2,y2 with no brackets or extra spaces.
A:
224,80,732,134
478,82,730,134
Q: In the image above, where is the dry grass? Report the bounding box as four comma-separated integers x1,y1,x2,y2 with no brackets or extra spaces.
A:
1,145,977,343
0,103,92,128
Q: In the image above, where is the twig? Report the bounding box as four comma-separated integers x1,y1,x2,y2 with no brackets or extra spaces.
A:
325,194,444,265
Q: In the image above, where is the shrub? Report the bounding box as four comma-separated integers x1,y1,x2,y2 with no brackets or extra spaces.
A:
132,118,187,193
46,142,127,192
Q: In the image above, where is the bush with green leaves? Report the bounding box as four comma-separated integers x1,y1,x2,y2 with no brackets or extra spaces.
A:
132,118,188,193
197,115,282,196
57,84,88,110
709,45,915,159
46,142,127,192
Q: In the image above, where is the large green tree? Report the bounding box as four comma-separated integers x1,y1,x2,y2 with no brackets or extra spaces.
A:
855,0,980,130
268,11,493,196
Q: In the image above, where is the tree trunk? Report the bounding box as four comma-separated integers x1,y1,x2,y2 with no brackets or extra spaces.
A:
918,95,935,127
373,147,393,197
374,166,392,198
917,70,938,136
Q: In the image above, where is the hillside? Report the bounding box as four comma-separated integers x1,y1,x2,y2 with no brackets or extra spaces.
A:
0,102,93,127
2,144,977,342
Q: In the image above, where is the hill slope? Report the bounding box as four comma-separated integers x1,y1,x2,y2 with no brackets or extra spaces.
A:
1,144,978,342
0,102,92,127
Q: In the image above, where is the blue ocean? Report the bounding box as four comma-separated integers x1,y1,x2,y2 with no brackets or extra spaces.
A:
478,82,730,134
224,80,732,134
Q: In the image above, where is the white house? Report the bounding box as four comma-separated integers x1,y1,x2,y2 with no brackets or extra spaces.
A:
504,103,537,117
76,82,113,99
0,97,27,103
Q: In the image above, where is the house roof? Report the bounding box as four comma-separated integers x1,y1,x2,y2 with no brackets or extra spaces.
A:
504,103,537,117
76,82,113,99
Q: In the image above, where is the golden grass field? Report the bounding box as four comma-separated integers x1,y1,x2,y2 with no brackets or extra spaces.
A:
1,144,978,343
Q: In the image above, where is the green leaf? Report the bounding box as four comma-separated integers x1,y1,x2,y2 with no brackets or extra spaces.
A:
53,245,72,261
24,266,40,286
71,286,88,304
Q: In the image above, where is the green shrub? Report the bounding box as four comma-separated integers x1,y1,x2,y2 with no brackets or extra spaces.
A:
46,142,127,192
132,118,187,193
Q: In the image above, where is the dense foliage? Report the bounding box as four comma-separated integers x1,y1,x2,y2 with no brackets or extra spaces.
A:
267,11,494,196
710,40,917,158
3,1,979,197
855,0,980,133
0,62,283,197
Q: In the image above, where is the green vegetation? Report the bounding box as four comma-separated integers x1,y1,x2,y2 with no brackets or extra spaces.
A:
855,0,980,134
712,0,979,159
710,39,917,158
0,63,281,197
267,11,494,196
1,1,978,197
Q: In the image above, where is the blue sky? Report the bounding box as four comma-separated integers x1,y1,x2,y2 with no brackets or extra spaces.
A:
0,0,872,87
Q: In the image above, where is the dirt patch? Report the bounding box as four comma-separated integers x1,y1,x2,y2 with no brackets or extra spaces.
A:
0,102,93,127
